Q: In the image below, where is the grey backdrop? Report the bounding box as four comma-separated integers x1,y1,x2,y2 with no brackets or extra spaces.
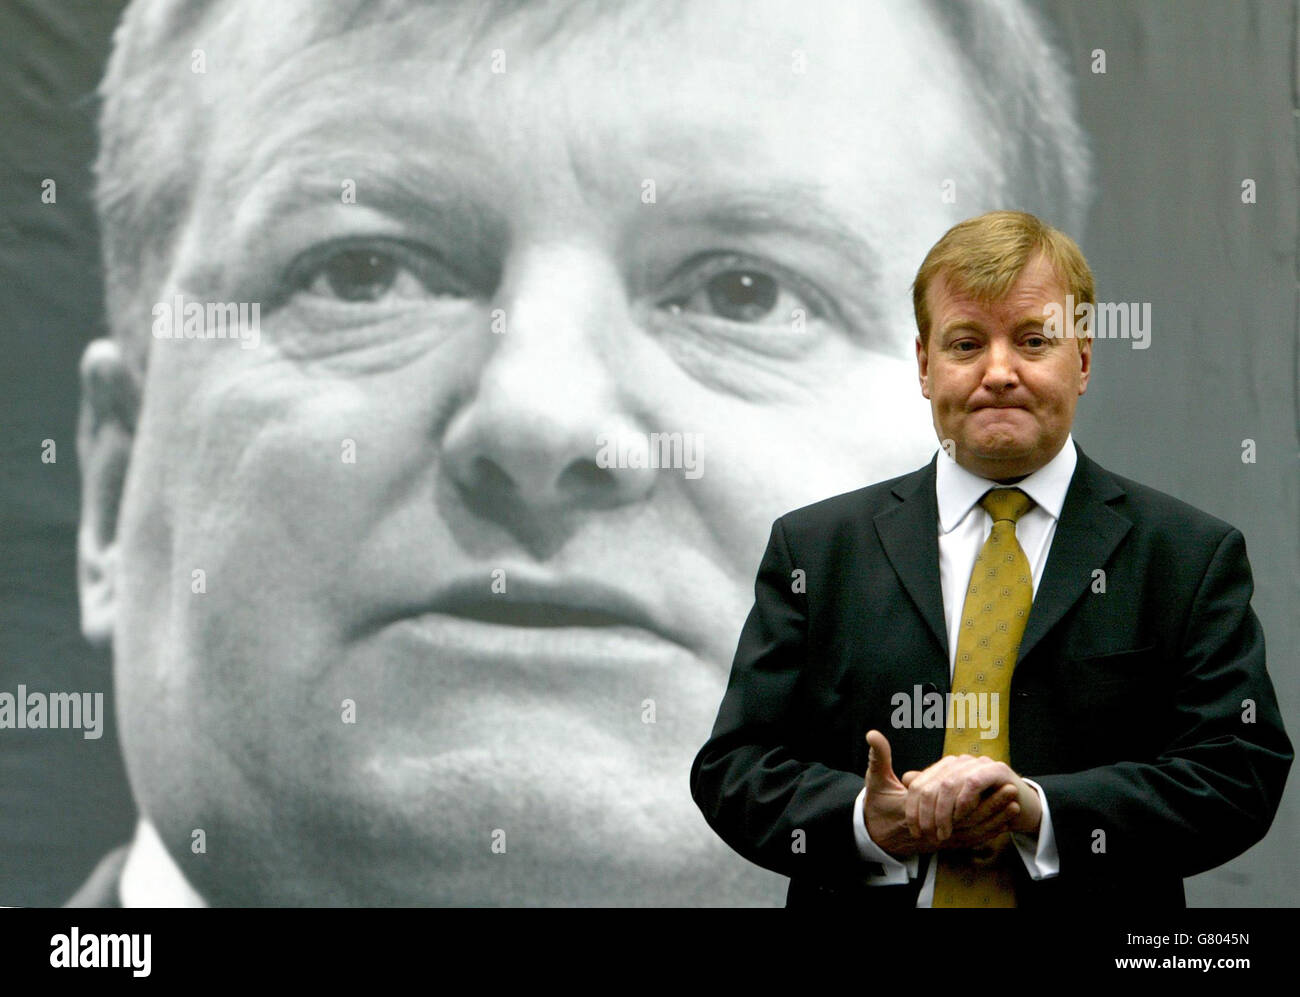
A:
1046,0,1299,906
0,0,1295,906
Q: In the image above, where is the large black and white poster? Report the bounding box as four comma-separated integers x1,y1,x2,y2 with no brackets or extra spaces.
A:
1,0,1295,911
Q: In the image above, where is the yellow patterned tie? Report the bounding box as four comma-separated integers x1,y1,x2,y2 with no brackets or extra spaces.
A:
933,488,1035,908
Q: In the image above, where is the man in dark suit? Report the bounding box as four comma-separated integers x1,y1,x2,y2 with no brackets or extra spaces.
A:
691,210,1293,907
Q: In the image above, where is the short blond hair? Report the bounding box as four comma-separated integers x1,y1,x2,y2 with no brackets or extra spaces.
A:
912,210,1095,347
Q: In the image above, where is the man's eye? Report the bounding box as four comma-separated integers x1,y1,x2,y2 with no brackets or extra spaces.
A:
697,269,779,322
289,242,469,304
312,249,400,302
659,255,826,325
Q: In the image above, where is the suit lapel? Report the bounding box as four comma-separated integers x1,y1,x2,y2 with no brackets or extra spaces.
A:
1016,445,1131,665
872,446,1133,678
874,456,949,660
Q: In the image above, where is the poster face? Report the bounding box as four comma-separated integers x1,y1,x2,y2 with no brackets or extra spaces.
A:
1,0,1295,912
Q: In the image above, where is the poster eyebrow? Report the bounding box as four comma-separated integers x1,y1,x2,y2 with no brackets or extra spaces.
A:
230,154,505,250
652,184,883,280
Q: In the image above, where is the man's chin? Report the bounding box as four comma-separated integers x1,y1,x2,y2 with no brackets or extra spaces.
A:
960,426,1040,462
187,784,730,905
178,738,721,904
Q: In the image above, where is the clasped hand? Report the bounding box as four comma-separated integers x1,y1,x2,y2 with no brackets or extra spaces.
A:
862,729,1042,858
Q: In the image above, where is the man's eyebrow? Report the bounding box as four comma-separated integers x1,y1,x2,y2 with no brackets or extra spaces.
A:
199,147,508,300
213,96,499,227
232,146,496,229
652,185,882,276
938,318,983,337
937,317,1052,341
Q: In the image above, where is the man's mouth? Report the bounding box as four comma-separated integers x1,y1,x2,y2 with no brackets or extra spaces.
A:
361,570,698,674
380,571,686,647
434,587,654,630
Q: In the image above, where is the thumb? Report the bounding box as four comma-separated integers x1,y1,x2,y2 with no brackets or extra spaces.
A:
864,729,899,787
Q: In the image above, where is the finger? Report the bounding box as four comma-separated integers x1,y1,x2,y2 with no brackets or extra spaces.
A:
921,756,989,839
933,767,971,841
914,767,957,841
952,764,1009,822
904,766,944,838
915,785,938,841
906,754,973,839
949,802,1020,847
900,771,920,787
955,783,1018,828
957,802,1020,844
903,755,959,837
864,730,899,789
904,772,922,837
950,761,1012,819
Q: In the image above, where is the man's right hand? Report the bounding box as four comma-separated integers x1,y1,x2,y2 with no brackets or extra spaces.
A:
862,730,1020,857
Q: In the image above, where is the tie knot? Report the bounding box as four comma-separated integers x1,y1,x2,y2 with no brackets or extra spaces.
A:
981,488,1034,524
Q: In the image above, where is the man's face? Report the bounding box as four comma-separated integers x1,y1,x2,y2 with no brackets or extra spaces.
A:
916,253,1091,480
98,0,991,904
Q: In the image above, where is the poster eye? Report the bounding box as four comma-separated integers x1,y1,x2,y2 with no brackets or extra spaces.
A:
701,269,780,322
289,241,472,305
660,254,828,327
307,249,400,302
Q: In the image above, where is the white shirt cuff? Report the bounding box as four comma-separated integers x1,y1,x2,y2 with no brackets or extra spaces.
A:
1010,778,1060,880
852,787,918,884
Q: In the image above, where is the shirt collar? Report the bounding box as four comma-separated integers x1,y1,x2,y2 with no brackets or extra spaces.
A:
935,433,1078,534
119,818,208,907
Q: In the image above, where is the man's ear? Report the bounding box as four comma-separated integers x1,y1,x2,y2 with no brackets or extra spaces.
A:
1077,335,1093,395
916,336,931,398
77,338,139,647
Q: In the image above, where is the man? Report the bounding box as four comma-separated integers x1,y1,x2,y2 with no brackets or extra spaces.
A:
691,210,1293,907
67,0,1091,905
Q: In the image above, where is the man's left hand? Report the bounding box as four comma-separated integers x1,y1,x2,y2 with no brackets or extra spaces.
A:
899,755,1042,842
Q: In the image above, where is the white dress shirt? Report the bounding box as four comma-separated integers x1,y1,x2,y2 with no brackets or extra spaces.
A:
851,436,1076,902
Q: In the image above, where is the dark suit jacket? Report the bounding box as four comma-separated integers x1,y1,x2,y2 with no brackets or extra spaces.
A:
691,445,1293,907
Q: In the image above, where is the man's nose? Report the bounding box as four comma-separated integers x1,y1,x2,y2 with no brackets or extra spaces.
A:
440,242,652,517
980,337,1021,390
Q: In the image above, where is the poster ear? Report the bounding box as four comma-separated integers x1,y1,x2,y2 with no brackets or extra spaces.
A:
76,338,138,646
